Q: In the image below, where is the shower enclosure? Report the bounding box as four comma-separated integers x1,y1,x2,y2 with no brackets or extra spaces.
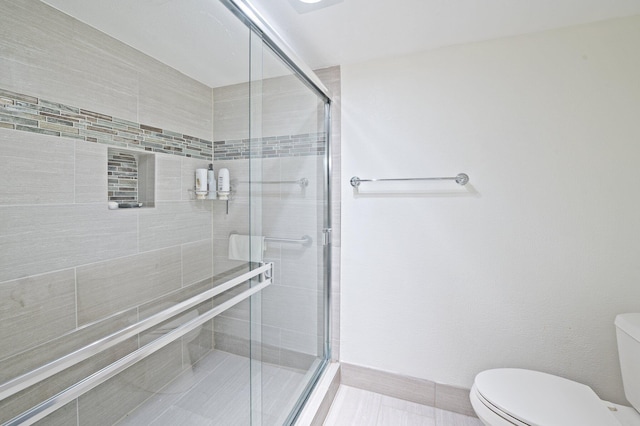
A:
0,0,331,424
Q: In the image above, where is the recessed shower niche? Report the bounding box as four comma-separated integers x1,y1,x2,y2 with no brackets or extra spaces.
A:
107,148,155,208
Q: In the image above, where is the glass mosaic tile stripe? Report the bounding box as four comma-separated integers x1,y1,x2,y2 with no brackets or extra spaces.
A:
0,87,325,160
0,87,212,161
213,132,326,160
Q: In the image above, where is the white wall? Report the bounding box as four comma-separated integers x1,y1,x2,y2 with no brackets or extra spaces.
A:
340,15,640,403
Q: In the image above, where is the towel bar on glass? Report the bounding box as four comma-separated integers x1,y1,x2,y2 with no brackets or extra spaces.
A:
0,263,274,425
350,173,469,188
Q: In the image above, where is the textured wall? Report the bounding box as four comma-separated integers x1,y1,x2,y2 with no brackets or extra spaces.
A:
340,15,640,404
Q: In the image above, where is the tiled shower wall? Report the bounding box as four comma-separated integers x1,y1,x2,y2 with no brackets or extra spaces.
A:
0,1,216,423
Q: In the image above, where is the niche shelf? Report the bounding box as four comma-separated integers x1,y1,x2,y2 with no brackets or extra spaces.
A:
107,148,155,208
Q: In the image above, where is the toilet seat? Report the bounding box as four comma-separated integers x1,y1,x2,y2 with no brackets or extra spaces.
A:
473,368,620,426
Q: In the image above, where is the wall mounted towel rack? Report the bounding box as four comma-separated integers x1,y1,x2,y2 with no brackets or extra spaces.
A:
350,173,469,188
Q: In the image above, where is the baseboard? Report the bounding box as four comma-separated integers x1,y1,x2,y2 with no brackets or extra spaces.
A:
340,363,476,418
214,332,317,371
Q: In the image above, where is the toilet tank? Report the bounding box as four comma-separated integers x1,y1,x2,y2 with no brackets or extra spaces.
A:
615,313,640,411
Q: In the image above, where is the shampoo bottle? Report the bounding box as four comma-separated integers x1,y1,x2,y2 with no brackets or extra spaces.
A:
217,168,230,200
195,168,208,199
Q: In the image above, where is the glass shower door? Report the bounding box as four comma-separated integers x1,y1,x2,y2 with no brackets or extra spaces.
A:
249,31,331,425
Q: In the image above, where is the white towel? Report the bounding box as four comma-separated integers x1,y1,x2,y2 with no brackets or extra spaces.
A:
228,234,265,262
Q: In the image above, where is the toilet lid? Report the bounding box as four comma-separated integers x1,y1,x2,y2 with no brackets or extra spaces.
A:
475,369,620,426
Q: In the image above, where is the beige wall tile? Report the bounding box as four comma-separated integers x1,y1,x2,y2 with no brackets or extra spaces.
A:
0,336,137,424
156,155,182,201
0,128,74,205
0,308,137,384
211,198,250,238
213,72,322,142
280,328,319,356
138,66,213,141
0,269,76,361
0,204,138,282
262,284,319,337
0,1,139,121
278,245,320,289
212,83,250,142
182,240,214,286
77,247,182,325
138,201,212,252
75,140,108,203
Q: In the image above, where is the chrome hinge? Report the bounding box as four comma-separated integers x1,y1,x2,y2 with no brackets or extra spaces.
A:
322,228,332,246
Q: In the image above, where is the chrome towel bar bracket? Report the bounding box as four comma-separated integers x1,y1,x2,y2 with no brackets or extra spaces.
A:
350,173,469,188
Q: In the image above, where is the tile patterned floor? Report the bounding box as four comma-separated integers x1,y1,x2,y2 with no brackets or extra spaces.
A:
117,350,307,425
324,385,483,426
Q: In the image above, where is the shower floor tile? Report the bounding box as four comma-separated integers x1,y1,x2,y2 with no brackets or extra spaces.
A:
116,349,307,426
324,385,483,426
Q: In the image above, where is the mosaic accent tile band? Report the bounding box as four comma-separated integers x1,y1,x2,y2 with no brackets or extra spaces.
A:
213,133,326,160
0,87,212,160
0,87,326,160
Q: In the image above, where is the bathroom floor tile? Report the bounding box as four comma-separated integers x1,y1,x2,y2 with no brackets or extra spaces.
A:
115,349,306,425
324,385,482,426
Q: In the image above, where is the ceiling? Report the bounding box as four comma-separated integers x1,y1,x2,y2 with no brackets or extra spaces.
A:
43,0,640,88
43,0,255,88
249,0,640,70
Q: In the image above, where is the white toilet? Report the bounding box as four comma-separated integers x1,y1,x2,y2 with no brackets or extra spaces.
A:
470,313,640,425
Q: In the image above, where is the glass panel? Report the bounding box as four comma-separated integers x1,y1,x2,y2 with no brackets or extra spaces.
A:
249,33,330,425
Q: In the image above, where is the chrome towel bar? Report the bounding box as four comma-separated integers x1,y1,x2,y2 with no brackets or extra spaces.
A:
0,263,273,405
350,173,469,188
6,271,273,426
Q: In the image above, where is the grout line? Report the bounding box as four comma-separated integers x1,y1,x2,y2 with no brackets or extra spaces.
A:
74,268,79,329
73,140,77,204
180,244,184,288
136,208,140,255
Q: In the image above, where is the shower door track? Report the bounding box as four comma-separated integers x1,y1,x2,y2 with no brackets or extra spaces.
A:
2,263,274,426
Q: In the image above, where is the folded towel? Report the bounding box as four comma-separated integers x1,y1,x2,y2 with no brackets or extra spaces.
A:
228,234,265,262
